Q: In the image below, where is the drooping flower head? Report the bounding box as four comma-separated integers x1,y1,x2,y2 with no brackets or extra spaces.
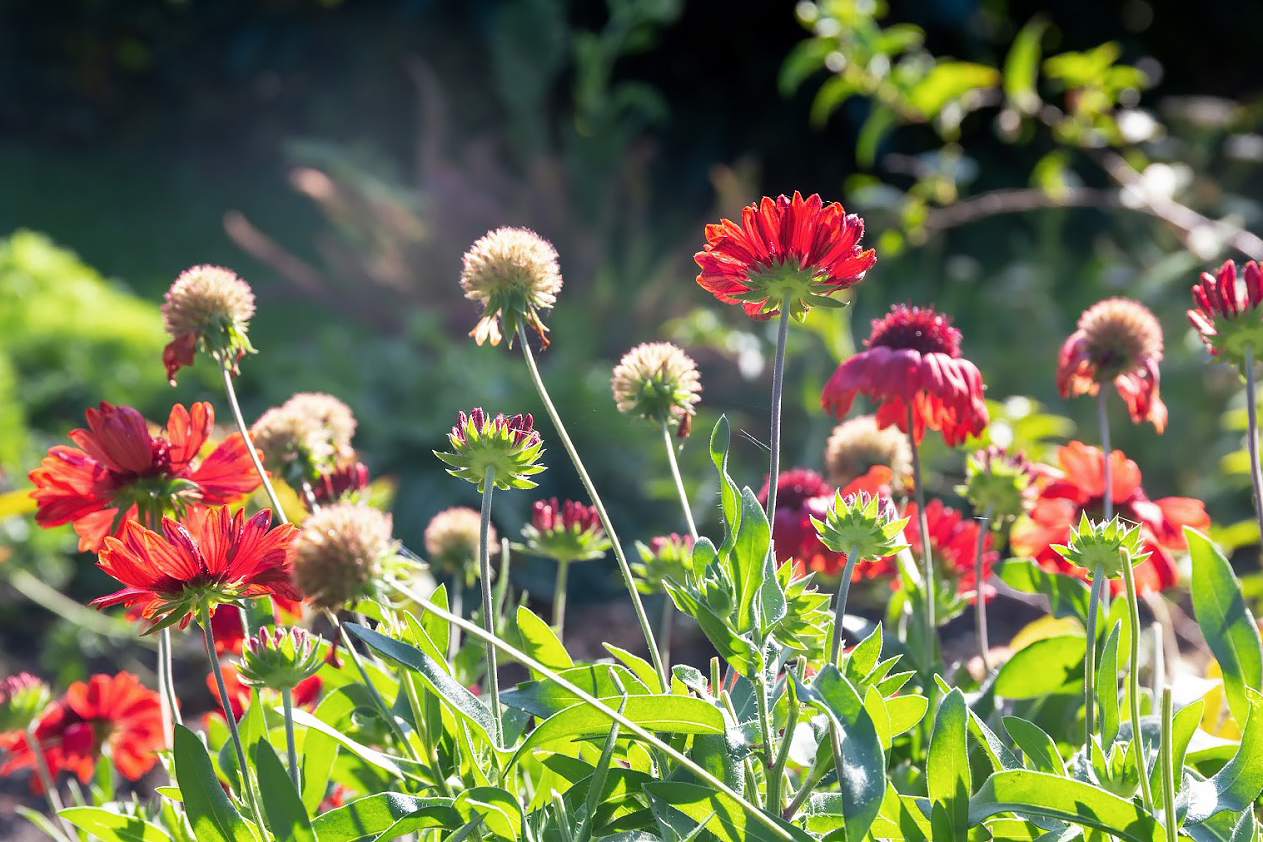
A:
1057,297,1167,432
1188,260,1263,373
92,506,300,633
632,534,694,594
0,673,163,789
252,392,358,490
960,445,1038,528
162,265,257,385
1010,441,1210,594
824,414,913,492
460,227,563,347
517,498,612,563
611,342,702,438
291,502,397,610
821,304,989,447
29,402,261,552
435,408,546,492
424,506,498,587
695,191,875,320
237,627,325,693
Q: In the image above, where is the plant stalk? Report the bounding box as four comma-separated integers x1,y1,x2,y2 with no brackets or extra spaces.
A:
661,420,698,540
764,300,792,526
479,467,502,745
221,362,287,526
1085,564,1106,753
553,558,571,640
1243,344,1263,542
830,545,864,667
26,722,77,842
974,507,993,673
908,407,937,664
1121,551,1154,811
281,687,300,791
1097,390,1113,619
1159,686,1178,842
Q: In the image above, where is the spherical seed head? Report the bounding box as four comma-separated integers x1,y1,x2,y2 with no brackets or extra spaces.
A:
251,393,358,486
517,497,611,563
1053,513,1150,580
813,489,909,562
291,503,397,610
424,506,498,585
1073,298,1164,383
237,627,324,692
0,673,52,734
611,342,702,436
162,265,257,384
824,415,912,492
434,409,547,492
960,445,1037,525
460,227,563,348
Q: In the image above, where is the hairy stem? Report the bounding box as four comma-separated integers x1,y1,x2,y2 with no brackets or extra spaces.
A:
830,546,863,667
553,558,571,640
764,300,793,526
478,467,502,745
1122,552,1154,811
661,419,698,540
1085,565,1106,754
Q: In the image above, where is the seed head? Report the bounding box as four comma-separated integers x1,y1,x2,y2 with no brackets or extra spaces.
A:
251,393,357,488
162,265,258,384
611,342,702,437
824,415,912,491
292,503,397,610
424,506,498,586
460,227,563,348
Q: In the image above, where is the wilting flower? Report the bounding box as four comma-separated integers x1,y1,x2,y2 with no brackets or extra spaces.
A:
291,502,397,610
252,393,358,490
92,506,300,632
517,498,612,563
435,408,546,492
611,342,702,438
162,265,257,385
824,414,912,492
694,191,875,320
1010,441,1209,594
424,506,497,587
1188,260,1263,372
822,304,988,447
237,627,325,693
632,534,694,594
0,673,163,789
1057,297,1167,432
959,445,1038,528
0,674,52,737
29,402,261,552
460,227,563,347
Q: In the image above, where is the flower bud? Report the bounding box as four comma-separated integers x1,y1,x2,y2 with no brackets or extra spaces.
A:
813,490,909,564
632,533,694,594
0,673,51,735
237,627,324,692
517,498,611,563
1052,513,1150,580
434,408,546,492
959,445,1037,526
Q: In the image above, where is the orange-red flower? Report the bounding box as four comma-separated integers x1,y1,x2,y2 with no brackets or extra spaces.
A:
1010,441,1209,594
1188,260,1263,371
821,304,988,447
92,506,300,632
901,499,997,602
29,402,261,552
0,673,163,790
1057,298,1167,432
695,191,875,321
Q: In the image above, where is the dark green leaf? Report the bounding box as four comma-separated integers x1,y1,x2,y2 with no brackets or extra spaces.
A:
644,781,813,842
311,793,458,840
969,770,1161,842
60,807,170,842
928,689,971,842
994,636,1085,699
709,417,742,557
172,725,254,842
252,740,315,842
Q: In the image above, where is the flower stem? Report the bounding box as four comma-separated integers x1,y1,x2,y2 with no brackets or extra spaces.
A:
1159,686,1177,842
974,507,993,674
764,299,793,526
907,407,937,664
220,362,287,527
479,467,502,746
1097,390,1113,617
200,603,267,832
329,614,425,763
281,687,300,792
1243,344,1263,542
157,627,181,749
658,596,674,675
448,583,463,663
26,722,77,842
767,661,801,814
830,546,863,667
553,558,571,640
661,420,698,540
1085,564,1106,754
754,657,778,810
1121,551,1154,811
516,324,665,686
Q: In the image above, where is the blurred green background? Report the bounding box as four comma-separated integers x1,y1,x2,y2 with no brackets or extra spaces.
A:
3,0,1263,680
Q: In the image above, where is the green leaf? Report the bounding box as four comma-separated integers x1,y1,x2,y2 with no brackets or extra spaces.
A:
310,793,458,839
515,606,574,672
905,61,1000,117
1002,716,1066,776
299,720,340,814
994,636,1086,699
1187,528,1263,727
996,560,1090,626
1183,687,1263,825
603,643,663,693
643,781,813,842
1003,17,1048,112
969,770,1162,842
928,689,971,842
454,787,522,840
1096,622,1122,747
844,622,883,685
857,105,898,168
288,707,406,779
252,740,315,842
709,417,742,557
60,807,170,842
1185,809,1258,842
172,725,254,842
500,663,652,718
733,487,772,635
872,783,931,842
885,694,929,739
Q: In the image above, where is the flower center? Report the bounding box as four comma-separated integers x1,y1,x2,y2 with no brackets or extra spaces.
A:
1078,297,1162,378
866,305,962,357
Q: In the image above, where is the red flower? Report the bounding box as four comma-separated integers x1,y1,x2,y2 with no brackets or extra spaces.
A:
822,304,988,447
1010,441,1209,594
0,673,163,789
29,402,261,552
207,597,305,656
1057,298,1167,432
92,506,300,632
695,191,875,320
1188,260,1263,370
207,664,322,721
901,499,997,601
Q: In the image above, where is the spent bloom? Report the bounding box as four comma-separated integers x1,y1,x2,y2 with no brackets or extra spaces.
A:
824,414,912,492
694,191,875,320
435,408,546,492
29,402,260,552
517,498,612,563
251,392,358,489
460,227,563,347
237,627,325,693
92,506,300,633
822,304,988,447
424,506,497,587
611,342,702,438
1057,297,1167,432
1188,260,1263,372
292,502,397,610
161,264,257,385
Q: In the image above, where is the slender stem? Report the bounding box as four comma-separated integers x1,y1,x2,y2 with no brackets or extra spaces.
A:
1098,390,1113,520
658,597,674,675
1244,344,1263,542
157,627,181,749
1159,686,1178,842
8,570,151,645
478,467,502,746
516,324,665,685
1121,552,1154,810
331,615,425,763
754,657,778,811
764,300,793,526
281,687,300,792
201,604,267,831
908,408,937,662
974,509,993,673
448,583,463,663
767,666,801,815
26,722,76,842
1085,564,1106,753
661,420,699,540
783,747,831,820
830,547,863,667
220,363,288,526
553,558,571,639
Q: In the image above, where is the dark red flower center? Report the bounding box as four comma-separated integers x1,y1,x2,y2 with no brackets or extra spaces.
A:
760,469,831,510
865,305,962,357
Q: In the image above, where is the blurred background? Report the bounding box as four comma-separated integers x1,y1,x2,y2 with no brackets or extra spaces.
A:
3,0,1263,683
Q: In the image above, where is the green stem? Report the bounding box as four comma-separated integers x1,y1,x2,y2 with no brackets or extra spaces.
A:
200,603,267,832
783,750,830,821
1098,390,1113,522
754,657,778,811
830,546,863,667
479,467,502,745
281,687,300,792
27,722,77,842
767,665,801,815
157,627,182,750
658,596,674,676
763,300,793,526
1085,564,1106,754
974,508,993,673
1159,686,1177,842
908,407,937,665
448,583,463,663
1244,344,1263,542
553,558,571,640
330,616,425,764
220,362,287,527
661,419,698,540
516,324,665,686
1121,551,1154,811
8,570,151,645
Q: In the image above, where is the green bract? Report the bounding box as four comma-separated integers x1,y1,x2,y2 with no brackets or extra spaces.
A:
812,490,909,561
434,408,546,492
1052,513,1150,579
237,627,324,692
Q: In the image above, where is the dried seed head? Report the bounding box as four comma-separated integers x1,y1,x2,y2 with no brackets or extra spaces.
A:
424,506,498,585
824,415,912,491
292,503,396,610
460,227,563,347
611,342,702,436
161,265,257,384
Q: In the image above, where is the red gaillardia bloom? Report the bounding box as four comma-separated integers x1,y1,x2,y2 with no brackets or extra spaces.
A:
29,402,261,552
1188,260,1263,371
92,506,300,632
822,304,989,447
0,673,163,788
1057,297,1167,432
695,191,875,321
901,500,998,602
1010,441,1209,594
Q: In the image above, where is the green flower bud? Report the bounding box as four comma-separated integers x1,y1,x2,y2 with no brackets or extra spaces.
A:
237,627,324,692
959,445,1037,525
1052,513,1150,579
434,408,546,492
632,534,694,594
516,498,611,563
813,490,909,563
0,673,52,734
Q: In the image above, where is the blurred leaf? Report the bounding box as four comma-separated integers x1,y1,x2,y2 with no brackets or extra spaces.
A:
969,770,1161,841
906,62,999,117
61,807,170,842
1003,18,1048,113
994,635,1086,699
